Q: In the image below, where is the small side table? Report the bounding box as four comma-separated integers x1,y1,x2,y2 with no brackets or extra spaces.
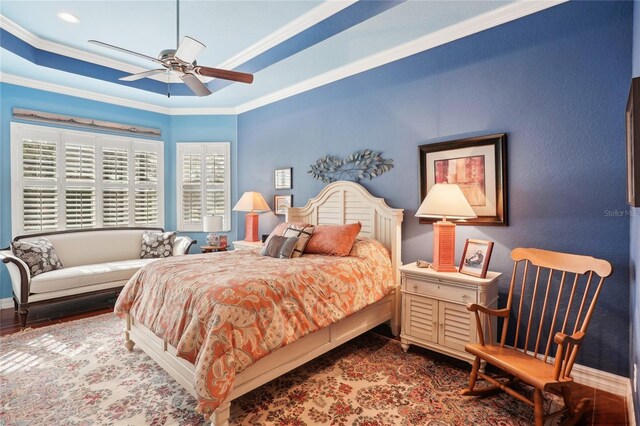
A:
201,245,227,253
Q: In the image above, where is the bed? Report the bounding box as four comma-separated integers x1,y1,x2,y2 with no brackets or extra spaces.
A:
116,181,403,425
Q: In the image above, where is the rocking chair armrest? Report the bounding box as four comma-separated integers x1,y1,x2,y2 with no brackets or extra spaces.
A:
466,304,510,317
554,331,586,346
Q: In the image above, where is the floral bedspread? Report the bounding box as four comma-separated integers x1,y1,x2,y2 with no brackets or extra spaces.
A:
114,238,394,415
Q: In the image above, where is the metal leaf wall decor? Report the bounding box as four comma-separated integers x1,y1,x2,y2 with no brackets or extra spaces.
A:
308,149,394,183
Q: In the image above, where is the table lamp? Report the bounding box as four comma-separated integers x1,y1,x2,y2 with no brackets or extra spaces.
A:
233,191,271,242
415,183,477,272
203,215,226,248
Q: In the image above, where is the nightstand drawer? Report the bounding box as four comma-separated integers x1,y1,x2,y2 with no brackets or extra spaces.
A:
405,277,475,304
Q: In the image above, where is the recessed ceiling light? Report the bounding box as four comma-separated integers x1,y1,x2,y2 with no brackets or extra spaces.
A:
57,12,80,23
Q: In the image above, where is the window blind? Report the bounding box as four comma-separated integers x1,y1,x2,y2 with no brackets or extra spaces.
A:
135,189,159,225
103,148,129,182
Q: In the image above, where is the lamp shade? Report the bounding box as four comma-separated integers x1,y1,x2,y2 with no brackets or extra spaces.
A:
203,215,223,233
416,183,477,220
233,191,271,213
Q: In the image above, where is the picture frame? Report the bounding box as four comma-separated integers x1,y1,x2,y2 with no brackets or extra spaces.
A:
459,239,494,278
274,194,292,215
274,167,293,190
419,133,508,226
626,78,640,207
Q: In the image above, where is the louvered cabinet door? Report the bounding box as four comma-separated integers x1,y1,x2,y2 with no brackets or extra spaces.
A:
403,294,438,344
437,301,476,352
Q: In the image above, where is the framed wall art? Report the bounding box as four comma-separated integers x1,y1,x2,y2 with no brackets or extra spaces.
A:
419,133,508,226
274,167,292,190
274,194,292,215
459,239,494,278
627,78,640,207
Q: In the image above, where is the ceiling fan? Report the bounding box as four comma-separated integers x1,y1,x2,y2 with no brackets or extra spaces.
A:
88,0,253,97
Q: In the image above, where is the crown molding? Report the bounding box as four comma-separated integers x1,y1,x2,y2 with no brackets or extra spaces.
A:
0,73,237,115
216,0,357,71
0,15,185,83
2,1,566,116
235,0,567,114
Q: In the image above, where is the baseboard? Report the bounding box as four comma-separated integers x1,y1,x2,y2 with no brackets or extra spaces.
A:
570,361,628,396
0,297,14,310
628,380,636,426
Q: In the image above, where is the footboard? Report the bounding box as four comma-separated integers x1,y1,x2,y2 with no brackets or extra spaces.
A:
125,291,397,425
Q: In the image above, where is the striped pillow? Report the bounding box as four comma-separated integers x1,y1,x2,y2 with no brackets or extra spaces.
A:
282,224,315,258
261,235,299,259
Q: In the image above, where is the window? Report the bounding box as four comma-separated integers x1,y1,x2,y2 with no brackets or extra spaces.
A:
177,142,230,232
11,123,164,235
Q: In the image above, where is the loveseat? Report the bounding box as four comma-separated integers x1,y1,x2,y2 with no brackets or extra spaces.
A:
0,228,195,327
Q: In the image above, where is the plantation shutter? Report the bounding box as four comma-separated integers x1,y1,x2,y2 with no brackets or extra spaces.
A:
135,189,159,225
20,133,59,231
103,188,130,227
23,187,58,231
65,188,96,228
205,153,226,222
102,148,129,182
65,144,96,181
182,153,202,225
22,140,57,180
177,143,230,232
12,123,164,235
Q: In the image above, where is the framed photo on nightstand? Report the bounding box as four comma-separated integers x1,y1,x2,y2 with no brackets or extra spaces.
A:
459,239,494,278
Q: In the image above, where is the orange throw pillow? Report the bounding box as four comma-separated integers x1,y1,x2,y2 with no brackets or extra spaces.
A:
305,222,362,256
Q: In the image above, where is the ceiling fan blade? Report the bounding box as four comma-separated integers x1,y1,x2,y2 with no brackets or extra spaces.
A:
194,66,254,84
119,69,167,82
89,40,162,64
180,73,212,97
175,36,206,64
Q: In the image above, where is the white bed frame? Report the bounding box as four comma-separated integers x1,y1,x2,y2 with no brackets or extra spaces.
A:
124,181,404,425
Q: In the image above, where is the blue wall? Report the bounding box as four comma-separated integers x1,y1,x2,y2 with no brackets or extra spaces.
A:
238,1,632,375
630,0,640,421
0,83,238,298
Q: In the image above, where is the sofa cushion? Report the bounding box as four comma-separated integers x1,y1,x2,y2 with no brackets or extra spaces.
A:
17,229,153,268
140,231,177,258
29,258,158,294
11,238,64,277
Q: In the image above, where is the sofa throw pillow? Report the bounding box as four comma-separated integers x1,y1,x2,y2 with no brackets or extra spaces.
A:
140,231,177,259
282,224,315,258
11,238,64,277
261,235,299,259
305,222,362,256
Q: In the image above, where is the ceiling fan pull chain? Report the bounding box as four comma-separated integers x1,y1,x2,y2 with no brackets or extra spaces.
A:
167,70,171,98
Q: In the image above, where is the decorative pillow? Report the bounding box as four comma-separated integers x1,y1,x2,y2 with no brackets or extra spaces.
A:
282,224,315,258
305,222,362,256
11,238,64,277
261,235,299,259
140,231,177,259
263,222,313,250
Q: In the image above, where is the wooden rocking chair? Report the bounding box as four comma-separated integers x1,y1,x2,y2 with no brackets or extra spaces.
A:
460,247,613,426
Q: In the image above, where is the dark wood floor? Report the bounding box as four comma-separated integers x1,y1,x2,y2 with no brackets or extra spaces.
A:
0,295,630,425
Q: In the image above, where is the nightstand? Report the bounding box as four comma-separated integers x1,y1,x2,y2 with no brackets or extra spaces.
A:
232,240,264,251
399,263,500,365
200,246,227,253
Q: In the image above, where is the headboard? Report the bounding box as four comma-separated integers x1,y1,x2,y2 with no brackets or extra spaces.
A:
286,181,404,284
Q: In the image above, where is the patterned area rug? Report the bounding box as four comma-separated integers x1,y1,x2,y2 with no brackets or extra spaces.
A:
0,314,547,425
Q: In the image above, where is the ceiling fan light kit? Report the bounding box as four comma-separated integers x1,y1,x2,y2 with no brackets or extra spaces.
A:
87,0,253,97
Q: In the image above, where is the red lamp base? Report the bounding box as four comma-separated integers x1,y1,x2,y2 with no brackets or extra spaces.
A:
431,220,458,273
244,213,259,242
